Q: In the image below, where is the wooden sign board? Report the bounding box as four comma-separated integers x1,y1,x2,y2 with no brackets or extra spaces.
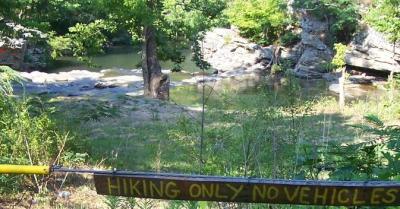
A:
94,173,400,206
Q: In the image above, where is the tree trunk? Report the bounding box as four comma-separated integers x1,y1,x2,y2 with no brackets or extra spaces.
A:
287,0,294,15
273,45,281,65
142,25,169,100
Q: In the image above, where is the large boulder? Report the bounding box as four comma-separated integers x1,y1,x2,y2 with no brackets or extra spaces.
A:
0,22,49,71
346,27,400,73
293,13,333,78
281,42,303,64
201,28,272,73
0,37,26,69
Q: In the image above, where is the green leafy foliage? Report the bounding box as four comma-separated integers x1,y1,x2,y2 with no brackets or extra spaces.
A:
48,35,73,59
332,43,347,70
46,0,226,69
156,0,228,66
49,19,116,62
365,0,400,44
0,66,74,194
271,64,283,74
295,111,400,181
1,0,108,34
279,31,301,47
226,0,288,45
294,0,359,44
0,0,17,20
325,115,400,180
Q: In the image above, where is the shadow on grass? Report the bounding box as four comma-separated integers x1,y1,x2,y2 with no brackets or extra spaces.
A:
29,72,377,180
75,79,360,181
31,74,387,209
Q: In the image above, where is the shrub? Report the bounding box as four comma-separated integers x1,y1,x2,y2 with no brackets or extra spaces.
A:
365,0,400,45
226,0,288,45
332,43,347,70
318,62,336,72
327,115,400,180
49,20,116,61
271,64,283,74
0,66,73,194
279,31,300,47
293,0,359,44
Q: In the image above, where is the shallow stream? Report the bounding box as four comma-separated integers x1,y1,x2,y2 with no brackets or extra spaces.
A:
47,47,387,106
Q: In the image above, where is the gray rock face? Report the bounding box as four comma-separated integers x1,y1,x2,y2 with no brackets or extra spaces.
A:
0,37,26,49
0,38,26,69
24,45,49,70
346,27,400,73
0,22,49,71
281,42,303,64
200,26,333,80
4,22,47,39
18,69,144,98
301,33,327,50
294,13,333,78
17,68,186,100
201,28,272,74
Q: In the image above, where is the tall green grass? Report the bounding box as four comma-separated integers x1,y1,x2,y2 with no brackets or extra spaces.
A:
79,73,400,180
37,71,400,208
0,66,73,195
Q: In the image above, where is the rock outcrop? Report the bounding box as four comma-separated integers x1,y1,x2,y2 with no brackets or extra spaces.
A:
279,13,400,78
18,69,144,97
0,38,26,69
16,68,184,100
201,28,272,75
188,28,276,89
293,13,333,78
346,27,400,73
192,22,400,82
0,22,49,71
199,25,335,80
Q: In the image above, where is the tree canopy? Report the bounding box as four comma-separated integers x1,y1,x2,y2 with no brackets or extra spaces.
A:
226,0,288,45
366,0,400,45
293,0,359,44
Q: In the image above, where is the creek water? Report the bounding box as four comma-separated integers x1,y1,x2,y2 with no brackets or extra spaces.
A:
48,47,387,106
50,47,199,73
49,47,196,82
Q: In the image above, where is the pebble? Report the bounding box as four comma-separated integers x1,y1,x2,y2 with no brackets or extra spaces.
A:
58,191,71,199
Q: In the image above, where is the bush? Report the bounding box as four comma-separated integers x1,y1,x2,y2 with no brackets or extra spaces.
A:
49,20,116,61
293,0,359,44
0,66,73,194
327,115,400,180
279,31,300,46
365,0,400,45
332,43,347,70
318,62,336,72
271,64,283,74
226,0,288,45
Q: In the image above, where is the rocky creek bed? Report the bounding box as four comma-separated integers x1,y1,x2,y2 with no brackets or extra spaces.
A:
11,27,392,125
17,27,390,97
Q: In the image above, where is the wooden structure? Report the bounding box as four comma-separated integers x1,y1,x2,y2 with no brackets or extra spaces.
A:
94,172,400,206
2,165,400,206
